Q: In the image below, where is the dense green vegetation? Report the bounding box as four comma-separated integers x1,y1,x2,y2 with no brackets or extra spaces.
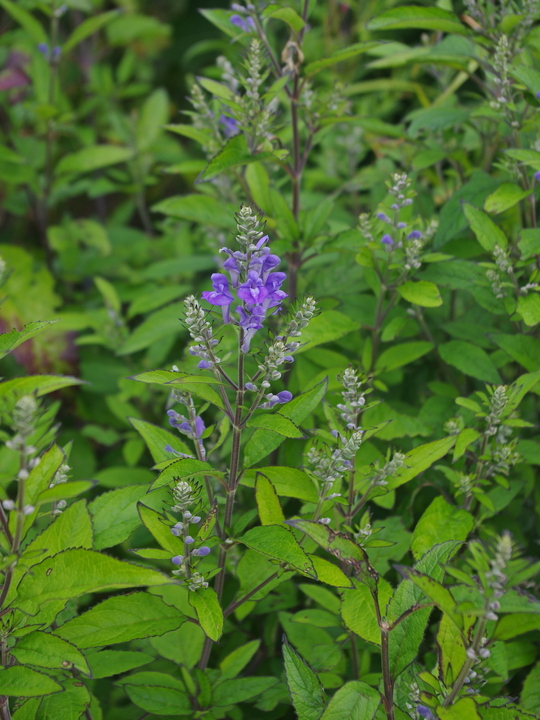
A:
0,0,539,718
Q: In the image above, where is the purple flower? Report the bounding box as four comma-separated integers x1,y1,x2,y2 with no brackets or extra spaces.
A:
245,382,257,391
397,222,406,229
192,546,211,556
171,522,183,536
167,410,191,433
237,305,266,352
416,706,434,720
534,171,540,182
223,256,241,287
238,270,270,305
198,359,213,370
171,555,184,565
202,273,234,306
381,234,394,246
219,115,240,138
37,43,49,56
230,14,256,32
376,212,390,222
408,230,422,240
536,91,540,99
259,390,293,408
194,416,205,438
185,536,195,544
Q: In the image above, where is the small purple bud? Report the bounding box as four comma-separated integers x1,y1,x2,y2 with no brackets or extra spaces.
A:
536,91,540,99
534,171,540,182
245,382,257,391
192,546,211,557
276,390,292,404
191,516,201,524
391,203,399,210
402,198,413,206
198,359,212,370
194,416,205,438
230,14,255,32
397,222,406,229
171,555,184,565
408,230,422,240
52,46,61,59
416,706,434,720
219,115,240,139
381,234,394,246
283,355,294,363
164,444,174,453
171,522,183,536
376,212,390,222
37,43,49,57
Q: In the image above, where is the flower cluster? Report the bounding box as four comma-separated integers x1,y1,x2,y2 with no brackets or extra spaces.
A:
307,429,364,495
370,451,406,487
171,481,197,514
168,410,205,440
184,295,220,371
201,206,287,353
484,385,508,436
6,395,41,481
337,367,366,430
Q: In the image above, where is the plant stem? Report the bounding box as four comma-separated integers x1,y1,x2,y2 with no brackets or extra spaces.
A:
442,617,487,707
373,588,394,720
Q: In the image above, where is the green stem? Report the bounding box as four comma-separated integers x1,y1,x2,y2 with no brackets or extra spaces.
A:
442,617,487,707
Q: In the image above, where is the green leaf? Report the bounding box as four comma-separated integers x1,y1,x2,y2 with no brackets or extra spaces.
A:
119,302,185,355
517,293,540,327
219,640,261,681
398,281,442,307
129,417,190,462
246,413,304,438
63,9,120,52
89,485,148,550
283,642,328,720
197,134,273,182
296,311,360,353
239,525,316,577
165,123,211,145
150,457,218,490
25,444,65,506
12,549,171,616
0,666,61,697
0,0,47,43
376,341,433,372
401,569,461,628
320,681,381,720
386,436,457,491
242,467,318,502
387,541,461,677
149,621,205,668
368,6,466,33
37,480,94,505
56,145,134,175
484,183,532,215
243,380,327,467
521,661,540,712
36,678,90,720
256,473,285,525
439,341,501,383
212,676,278,706
136,88,169,151
309,555,353,588
411,497,473,560
85,650,153,679
341,578,393,645
189,587,223,641
490,333,540,372
0,320,60,360
263,4,306,32
510,65,540,94
453,428,480,461
138,503,183,554
12,631,90,674
0,375,84,409
518,229,540,259
305,41,380,75
437,697,480,719
494,614,540,641
122,678,191,716
462,204,508,250
152,193,237,229
55,592,184,648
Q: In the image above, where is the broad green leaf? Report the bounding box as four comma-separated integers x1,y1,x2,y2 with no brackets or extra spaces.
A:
305,41,380,75
36,678,90,720
152,193,237,230
368,6,467,33
341,578,393,645
56,145,134,175
517,293,540,327
242,466,318,502
121,678,191,716
439,341,501,383
136,88,169,151
518,229,540,259
189,587,223,641
138,503,183,554
12,549,171,615
401,569,461,628
480,707,538,720
150,457,219,490
129,417,190,462
95,276,120,313
0,0,47,43
11,699,41,720
25,444,64,506
437,611,468,686
219,640,261,681
490,333,540,372
0,375,84,409
263,4,305,32
89,485,149,550
63,9,120,51
197,134,273,182
437,698,480,719
149,622,205,668
0,666,61,697
0,320,60,360
387,541,461,677
165,123,211,145
462,204,507,250
510,65,540,94
521,661,540,712
240,525,316,577
283,643,327,720
237,549,295,603
296,311,360,353
494,614,540,640
310,555,353,588
453,428,480,461
12,631,90,674
386,436,457,491
256,473,285,525
246,413,304,438
320,681,381,719
127,286,190,319
213,676,278,706
398,280,442,307
376,341,433,372
85,650,153,679
37,480,94,505
243,380,327,467
118,302,185,355
55,592,184,648
411,497,473,560
484,183,532,215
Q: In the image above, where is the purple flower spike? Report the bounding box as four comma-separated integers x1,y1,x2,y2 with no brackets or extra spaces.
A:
192,546,211,557
219,115,240,139
202,273,234,306
408,230,422,240
230,14,255,32
381,234,394,246
194,416,206,438
171,555,184,565
223,256,241,287
534,171,540,182
238,270,270,305
416,706,434,720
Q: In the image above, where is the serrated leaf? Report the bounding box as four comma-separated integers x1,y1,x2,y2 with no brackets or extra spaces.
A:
341,578,393,645
0,320,60,360
189,587,223,641
56,145,134,175
239,524,316,577
283,643,327,720
439,341,501,383
309,555,353,588
398,281,442,307
376,341,433,372
197,134,273,182
368,6,467,34
219,640,261,681
129,417,190,463
85,650,153,679
246,413,304,438
11,631,90,674
320,680,381,719
256,473,285,525
89,485,149,550
0,666,61,697
517,293,540,327
462,203,507,250
304,41,380,75
411,497,473,560
484,183,532,215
